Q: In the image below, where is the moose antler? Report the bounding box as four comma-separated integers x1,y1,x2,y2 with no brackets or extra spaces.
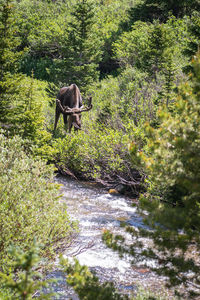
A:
56,98,92,115
56,99,66,113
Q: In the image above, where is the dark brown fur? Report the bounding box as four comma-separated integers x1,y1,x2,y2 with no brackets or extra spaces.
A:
54,84,83,133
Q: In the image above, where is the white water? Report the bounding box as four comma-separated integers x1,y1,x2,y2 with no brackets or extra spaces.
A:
43,175,170,299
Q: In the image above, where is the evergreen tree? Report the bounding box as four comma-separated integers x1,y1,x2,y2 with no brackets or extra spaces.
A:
61,0,102,90
106,53,200,298
128,0,200,23
15,0,69,82
0,0,51,144
185,11,200,59
147,22,177,106
0,0,20,80
147,22,173,78
0,0,22,124
0,241,53,299
138,54,200,299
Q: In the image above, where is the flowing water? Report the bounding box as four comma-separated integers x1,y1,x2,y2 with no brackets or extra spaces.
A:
45,175,173,299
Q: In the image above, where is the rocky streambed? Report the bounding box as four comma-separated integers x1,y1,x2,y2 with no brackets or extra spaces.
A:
43,175,174,299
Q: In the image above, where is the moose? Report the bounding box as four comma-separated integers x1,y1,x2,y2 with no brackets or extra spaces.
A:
54,84,92,133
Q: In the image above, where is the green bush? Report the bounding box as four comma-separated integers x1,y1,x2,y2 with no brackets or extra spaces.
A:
0,241,54,299
60,257,128,300
125,54,200,298
52,126,131,181
87,68,159,129
60,256,172,300
113,17,189,106
0,133,77,272
0,72,57,160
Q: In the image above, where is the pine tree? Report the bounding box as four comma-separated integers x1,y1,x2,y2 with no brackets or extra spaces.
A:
186,11,200,59
145,22,177,107
119,53,200,298
102,53,200,298
0,1,49,144
61,0,102,91
0,0,20,80
129,0,200,23
0,241,53,299
146,22,174,78
0,0,23,124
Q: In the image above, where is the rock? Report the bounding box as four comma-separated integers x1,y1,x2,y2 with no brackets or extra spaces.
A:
108,189,119,194
115,184,126,194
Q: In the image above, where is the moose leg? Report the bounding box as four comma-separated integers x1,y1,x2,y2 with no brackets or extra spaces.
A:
63,114,68,131
68,116,73,133
54,104,61,131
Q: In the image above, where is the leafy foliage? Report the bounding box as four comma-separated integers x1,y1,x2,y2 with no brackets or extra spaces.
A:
16,0,69,82
60,257,128,300
0,0,24,122
0,73,54,158
106,54,200,298
128,0,200,23
185,11,200,59
1,0,200,298
0,134,76,272
0,241,54,299
0,0,22,78
60,0,103,90
52,126,139,185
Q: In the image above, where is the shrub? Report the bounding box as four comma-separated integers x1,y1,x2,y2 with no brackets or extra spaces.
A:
60,256,172,300
0,241,54,299
112,53,200,298
60,256,128,300
0,133,77,273
52,126,131,181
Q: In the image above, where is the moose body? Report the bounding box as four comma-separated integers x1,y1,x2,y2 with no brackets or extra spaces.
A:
54,84,92,133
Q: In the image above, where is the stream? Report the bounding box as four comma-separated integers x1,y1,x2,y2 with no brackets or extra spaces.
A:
45,175,173,299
